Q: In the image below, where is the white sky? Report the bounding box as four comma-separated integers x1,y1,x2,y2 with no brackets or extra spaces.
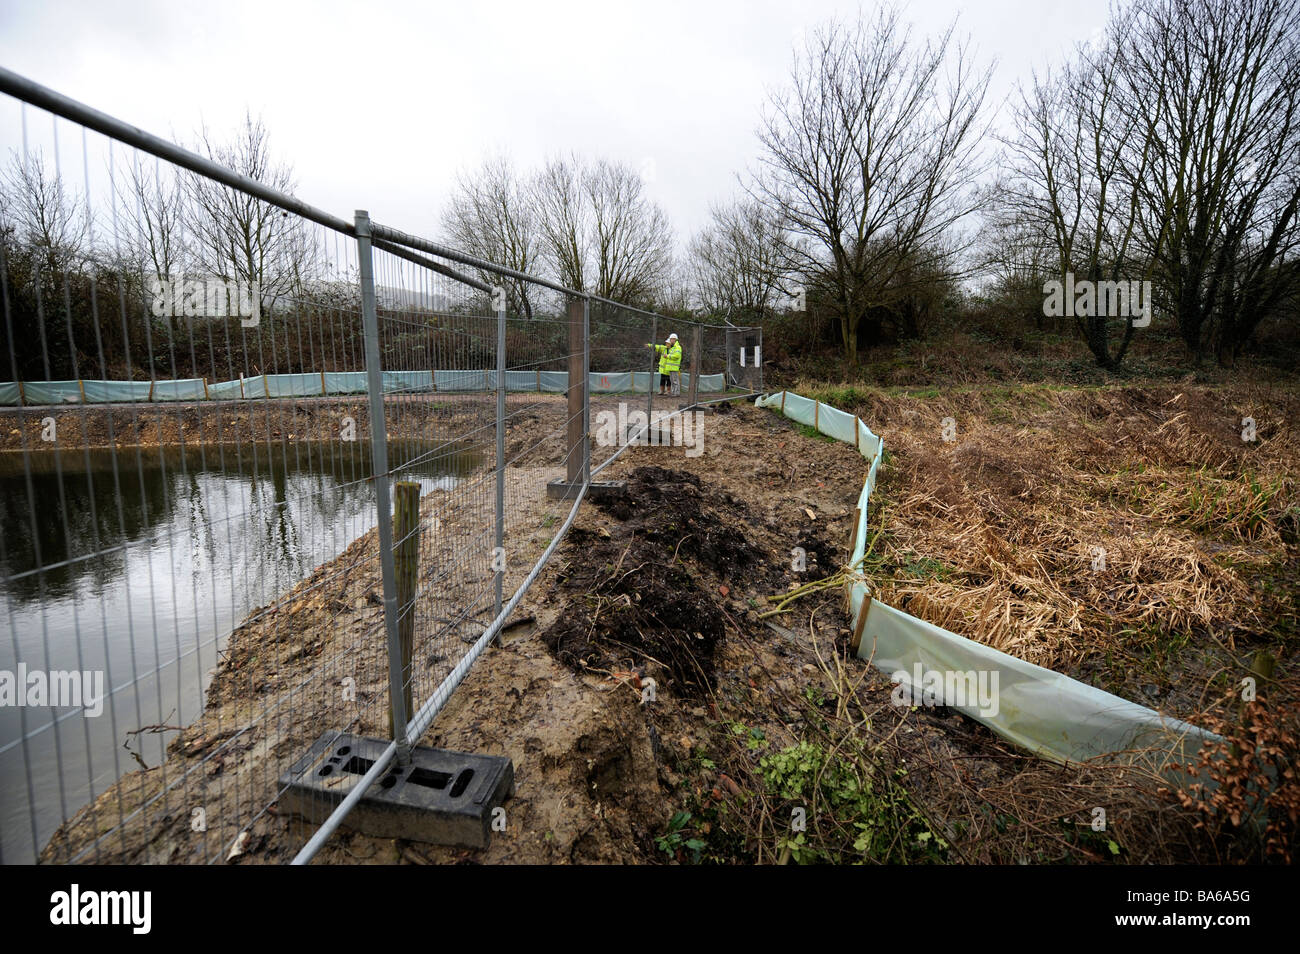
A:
0,0,1115,247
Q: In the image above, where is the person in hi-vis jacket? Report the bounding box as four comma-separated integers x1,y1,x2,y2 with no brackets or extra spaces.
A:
648,333,682,395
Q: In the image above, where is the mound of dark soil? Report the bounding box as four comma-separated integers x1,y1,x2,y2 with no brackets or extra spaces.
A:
596,466,765,571
541,466,766,696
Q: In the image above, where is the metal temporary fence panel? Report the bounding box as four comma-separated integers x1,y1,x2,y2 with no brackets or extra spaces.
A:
0,65,751,868
0,72,388,866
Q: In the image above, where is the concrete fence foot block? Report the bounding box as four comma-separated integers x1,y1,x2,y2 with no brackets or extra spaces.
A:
545,478,628,501
279,732,515,849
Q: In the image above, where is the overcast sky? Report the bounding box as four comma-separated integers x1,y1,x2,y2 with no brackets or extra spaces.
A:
0,0,1116,247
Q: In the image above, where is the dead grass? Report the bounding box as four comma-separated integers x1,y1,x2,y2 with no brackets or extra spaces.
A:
786,380,1297,710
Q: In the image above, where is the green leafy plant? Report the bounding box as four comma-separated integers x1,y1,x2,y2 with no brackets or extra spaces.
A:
656,810,707,863
759,739,948,864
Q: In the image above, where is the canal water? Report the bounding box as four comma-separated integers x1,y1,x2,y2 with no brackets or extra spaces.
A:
0,439,479,862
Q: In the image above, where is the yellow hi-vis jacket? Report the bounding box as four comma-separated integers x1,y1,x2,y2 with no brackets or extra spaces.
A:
651,341,683,374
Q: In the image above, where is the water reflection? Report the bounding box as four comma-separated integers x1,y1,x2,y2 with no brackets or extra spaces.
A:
0,439,479,863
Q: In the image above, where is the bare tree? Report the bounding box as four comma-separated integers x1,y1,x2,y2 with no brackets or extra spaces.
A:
441,155,541,318
0,151,97,379
999,0,1300,367
584,159,674,304
117,154,189,285
184,112,308,318
1000,8,1169,368
532,154,591,295
689,198,789,322
753,6,991,364
655,255,694,317
1126,0,1300,364
976,177,1060,328
532,155,674,305
1,150,92,276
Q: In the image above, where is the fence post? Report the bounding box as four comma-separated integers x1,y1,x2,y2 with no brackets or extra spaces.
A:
355,209,411,766
495,302,506,618
388,481,420,739
726,326,734,387
566,297,585,484
688,324,701,407
582,298,591,485
646,314,657,423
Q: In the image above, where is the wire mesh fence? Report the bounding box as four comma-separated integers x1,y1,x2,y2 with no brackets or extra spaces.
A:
0,95,379,863
0,67,760,864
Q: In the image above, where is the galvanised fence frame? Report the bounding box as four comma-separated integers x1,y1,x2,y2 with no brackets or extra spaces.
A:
0,67,759,864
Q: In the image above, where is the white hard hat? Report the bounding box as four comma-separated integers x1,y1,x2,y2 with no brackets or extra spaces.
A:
668,333,678,340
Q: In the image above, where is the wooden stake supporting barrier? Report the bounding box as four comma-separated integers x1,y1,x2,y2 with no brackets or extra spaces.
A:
388,480,421,739
77,379,86,403
814,400,819,430
843,507,859,612
321,370,328,395
780,391,786,413
203,378,210,400
849,595,872,657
